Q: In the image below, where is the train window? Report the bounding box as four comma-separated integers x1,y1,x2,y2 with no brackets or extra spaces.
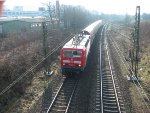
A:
73,51,82,58
63,50,82,58
64,51,72,58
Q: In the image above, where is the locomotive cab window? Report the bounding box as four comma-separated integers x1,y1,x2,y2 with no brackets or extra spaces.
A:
63,50,82,58
73,51,82,58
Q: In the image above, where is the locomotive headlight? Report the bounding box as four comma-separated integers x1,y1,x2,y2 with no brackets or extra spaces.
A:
78,64,81,67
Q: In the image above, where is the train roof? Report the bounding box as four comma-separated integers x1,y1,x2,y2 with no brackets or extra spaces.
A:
82,20,102,34
62,20,102,51
62,34,89,50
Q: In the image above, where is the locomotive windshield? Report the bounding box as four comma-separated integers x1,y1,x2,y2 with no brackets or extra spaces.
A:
63,50,82,58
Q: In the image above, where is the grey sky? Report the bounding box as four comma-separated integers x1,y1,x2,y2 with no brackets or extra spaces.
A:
4,0,149,14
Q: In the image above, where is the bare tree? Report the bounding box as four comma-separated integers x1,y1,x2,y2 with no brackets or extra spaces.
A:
43,2,56,28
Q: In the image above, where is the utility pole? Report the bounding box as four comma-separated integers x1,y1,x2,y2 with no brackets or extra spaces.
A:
130,6,140,79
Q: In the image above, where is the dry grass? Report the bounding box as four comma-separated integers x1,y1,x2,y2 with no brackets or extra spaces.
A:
0,29,71,112
109,22,150,113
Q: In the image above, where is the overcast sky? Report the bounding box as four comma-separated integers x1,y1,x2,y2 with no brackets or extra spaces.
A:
4,0,149,15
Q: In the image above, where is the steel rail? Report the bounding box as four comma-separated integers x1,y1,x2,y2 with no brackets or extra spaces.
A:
64,81,78,113
107,31,150,111
108,30,150,102
105,37,122,113
100,25,105,113
46,79,65,113
46,78,78,113
100,24,122,113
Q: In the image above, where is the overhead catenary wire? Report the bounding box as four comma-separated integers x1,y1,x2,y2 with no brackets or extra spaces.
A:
110,37,150,111
111,30,131,40
107,22,134,31
110,36,150,101
107,26,149,101
107,30,150,111
0,34,74,96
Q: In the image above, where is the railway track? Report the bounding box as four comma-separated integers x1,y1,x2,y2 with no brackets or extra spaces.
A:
95,25,125,113
43,77,78,113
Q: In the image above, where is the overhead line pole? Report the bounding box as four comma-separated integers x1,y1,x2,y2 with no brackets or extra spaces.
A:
42,22,53,76
130,6,140,79
42,22,48,74
134,6,140,78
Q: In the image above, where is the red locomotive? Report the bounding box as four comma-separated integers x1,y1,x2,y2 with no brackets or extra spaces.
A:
60,20,102,75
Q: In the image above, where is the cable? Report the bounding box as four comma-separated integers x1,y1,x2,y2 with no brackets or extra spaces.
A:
107,31,150,111
107,22,134,30
111,30,131,40
0,34,73,96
